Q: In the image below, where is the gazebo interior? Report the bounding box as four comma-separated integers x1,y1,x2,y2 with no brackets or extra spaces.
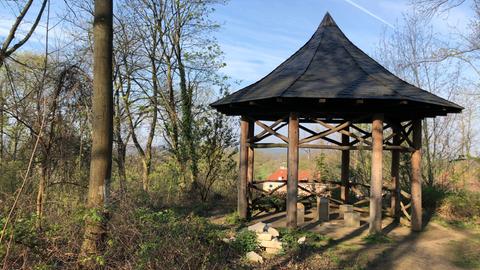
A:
211,13,462,234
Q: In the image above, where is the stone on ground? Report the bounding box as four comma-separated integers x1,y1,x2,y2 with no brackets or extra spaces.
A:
344,211,360,227
257,233,273,241
339,204,353,218
222,237,235,243
265,247,282,255
248,222,267,233
316,196,330,222
246,251,263,263
260,239,282,249
297,202,305,225
267,227,280,237
297,236,306,244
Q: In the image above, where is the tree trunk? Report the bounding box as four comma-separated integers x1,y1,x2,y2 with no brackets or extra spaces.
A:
369,114,383,234
79,0,113,267
36,164,48,229
0,82,3,163
142,159,150,192
341,129,350,203
411,119,423,232
174,18,198,193
287,113,299,229
238,116,249,219
114,87,127,194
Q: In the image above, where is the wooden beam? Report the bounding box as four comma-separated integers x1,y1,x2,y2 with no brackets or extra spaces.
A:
411,119,422,231
315,119,372,146
253,117,286,142
238,116,249,219
287,112,299,228
298,124,342,145
390,131,401,221
255,123,288,143
255,120,289,143
369,114,384,234
299,121,350,144
341,128,350,203
251,143,414,152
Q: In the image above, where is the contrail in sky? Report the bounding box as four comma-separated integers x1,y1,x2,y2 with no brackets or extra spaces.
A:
343,0,395,29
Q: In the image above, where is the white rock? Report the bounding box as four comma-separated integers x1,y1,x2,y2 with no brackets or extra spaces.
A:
344,211,360,227
246,251,263,263
339,204,354,218
248,222,267,233
265,247,282,255
297,236,306,245
257,233,272,241
260,239,282,249
222,237,235,243
267,227,280,237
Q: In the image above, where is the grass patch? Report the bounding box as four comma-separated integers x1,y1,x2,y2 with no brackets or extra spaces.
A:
434,215,480,230
363,233,392,244
278,228,330,250
449,239,480,269
224,211,245,227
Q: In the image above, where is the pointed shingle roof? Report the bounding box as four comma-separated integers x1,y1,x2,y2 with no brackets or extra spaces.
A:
211,13,462,121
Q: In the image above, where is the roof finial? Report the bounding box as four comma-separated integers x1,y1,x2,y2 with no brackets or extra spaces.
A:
320,12,337,27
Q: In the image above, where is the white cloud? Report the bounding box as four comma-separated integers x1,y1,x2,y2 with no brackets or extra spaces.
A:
344,0,395,28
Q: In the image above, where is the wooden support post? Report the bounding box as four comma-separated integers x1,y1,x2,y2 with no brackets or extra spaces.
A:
341,129,350,203
369,114,383,234
287,112,299,228
238,116,249,219
411,119,422,231
390,131,401,221
247,120,255,217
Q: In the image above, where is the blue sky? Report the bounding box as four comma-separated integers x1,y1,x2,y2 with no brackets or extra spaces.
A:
0,0,472,89
0,0,475,148
212,0,472,88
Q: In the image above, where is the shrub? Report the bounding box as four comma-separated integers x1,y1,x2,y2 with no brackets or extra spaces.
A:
253,194,287,213
106,207,241,269
225,211,243,226
437,190,480,223
278,228,328,250
422,185,450,210
232,229,258,253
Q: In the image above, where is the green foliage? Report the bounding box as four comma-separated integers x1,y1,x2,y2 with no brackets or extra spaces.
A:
0,214,40,258
437,190,480,224
252,194,287,213
0,161,24,194
232,229,258,253
225,211,243,226
315,153,334,181
422,186,480,228
363,233,392,244
278,228,328,250
107,207,240,269
449,239,480,269
82,207,107,223
422,185,450,209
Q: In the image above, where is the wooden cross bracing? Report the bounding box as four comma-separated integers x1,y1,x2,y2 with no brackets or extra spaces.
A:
238,114,422,233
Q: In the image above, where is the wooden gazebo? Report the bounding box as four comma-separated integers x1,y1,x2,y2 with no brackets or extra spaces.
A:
211,13,462,233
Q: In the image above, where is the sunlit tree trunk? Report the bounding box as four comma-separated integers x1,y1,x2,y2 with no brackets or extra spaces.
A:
79,0,113,267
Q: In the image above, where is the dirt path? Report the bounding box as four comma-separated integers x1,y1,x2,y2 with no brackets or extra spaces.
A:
369,222,478,270
211,209,479,269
